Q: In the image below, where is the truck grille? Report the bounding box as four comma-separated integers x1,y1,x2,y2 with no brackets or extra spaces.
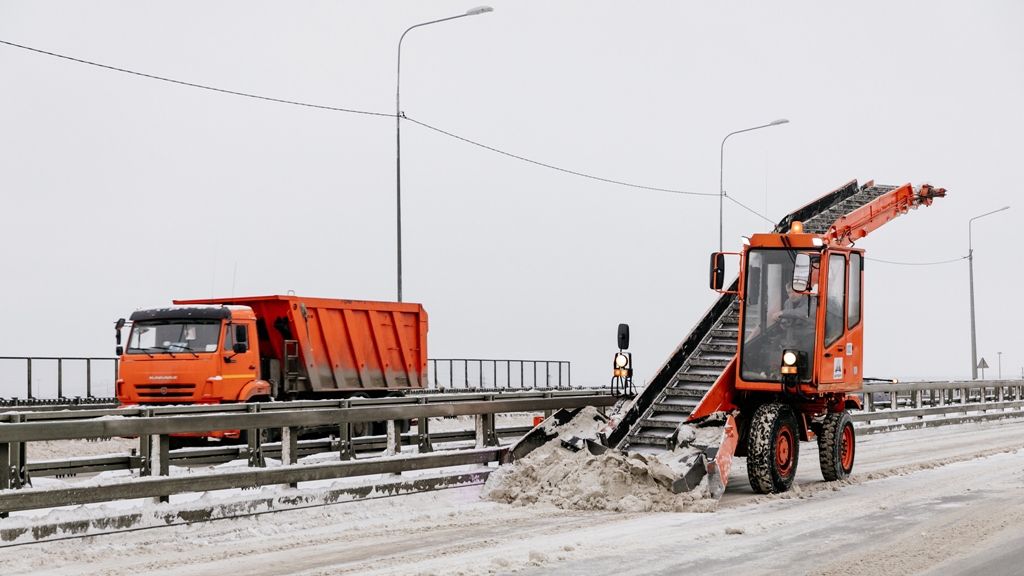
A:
134,384,196,399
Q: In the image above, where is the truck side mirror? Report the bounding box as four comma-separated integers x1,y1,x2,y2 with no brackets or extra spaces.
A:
115,317,126,345
116,345,124,356
709,253,725,290
792,253,812,292
617,323,630,350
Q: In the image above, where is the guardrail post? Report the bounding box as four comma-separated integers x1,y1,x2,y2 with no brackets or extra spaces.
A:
544,391,553,419
338,401,355,461
139,409,153,477
282,426,298,488
0,441,9,517
386,420,400,456
153,434,170,503
0,442,10,492
475,411,497,448
864,391,873,412
8,413,27,489
961,387,968,405
914,389,923,420
889,391,898,411
417,397,433,453
998,385,1005,403
246,404,264,468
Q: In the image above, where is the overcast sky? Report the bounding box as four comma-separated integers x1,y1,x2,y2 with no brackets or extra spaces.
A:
1,1,1022,396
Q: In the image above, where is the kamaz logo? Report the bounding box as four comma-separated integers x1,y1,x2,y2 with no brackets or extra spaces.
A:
148,375,177,380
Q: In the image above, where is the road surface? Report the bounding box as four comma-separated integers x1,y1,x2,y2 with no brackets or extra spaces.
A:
7,418,1024,575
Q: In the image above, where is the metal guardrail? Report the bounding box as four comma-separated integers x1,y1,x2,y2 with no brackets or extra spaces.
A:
855,380,1024,432
428,359,570,390
0,356,118,400
0,356,570,399
0,390,616,513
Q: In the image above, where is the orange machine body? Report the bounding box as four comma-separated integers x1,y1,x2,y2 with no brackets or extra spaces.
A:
117,295,428,411
693,182,945,425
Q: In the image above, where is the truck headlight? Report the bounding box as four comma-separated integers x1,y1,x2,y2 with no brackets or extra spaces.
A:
783,351,798,366
614,352,629,369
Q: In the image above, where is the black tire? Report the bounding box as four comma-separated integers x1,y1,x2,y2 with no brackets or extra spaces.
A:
746,402,800,494
818,410,855,481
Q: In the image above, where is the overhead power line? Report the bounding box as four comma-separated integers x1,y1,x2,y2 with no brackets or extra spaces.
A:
0,38,718,199
0,39,394,118
866,255,968,266
404,117,716,197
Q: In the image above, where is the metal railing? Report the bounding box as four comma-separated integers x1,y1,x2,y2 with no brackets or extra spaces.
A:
0,356,118,400
856,379,1024,432
0,356,571,400
428,359,570,390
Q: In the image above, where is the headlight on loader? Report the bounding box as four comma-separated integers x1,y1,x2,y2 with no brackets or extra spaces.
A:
781,350,801,375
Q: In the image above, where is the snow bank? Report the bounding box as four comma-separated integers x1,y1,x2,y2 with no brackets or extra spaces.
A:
482,407,717,513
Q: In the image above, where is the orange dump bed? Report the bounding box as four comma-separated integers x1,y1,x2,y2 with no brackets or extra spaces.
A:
175,295,428,393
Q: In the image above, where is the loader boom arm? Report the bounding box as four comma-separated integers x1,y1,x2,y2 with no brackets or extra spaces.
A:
824,182,946,246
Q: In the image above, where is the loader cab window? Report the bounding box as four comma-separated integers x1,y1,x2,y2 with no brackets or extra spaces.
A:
741,249,819,382
127,320,221,354
848,253,862,328
825,254,847,346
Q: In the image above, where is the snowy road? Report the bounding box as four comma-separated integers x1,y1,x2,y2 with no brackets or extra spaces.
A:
8,418,1024,576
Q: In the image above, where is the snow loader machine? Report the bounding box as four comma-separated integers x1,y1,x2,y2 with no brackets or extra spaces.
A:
518,180,946,498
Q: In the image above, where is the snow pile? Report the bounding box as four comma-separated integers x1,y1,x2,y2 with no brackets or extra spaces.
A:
482,407,717,513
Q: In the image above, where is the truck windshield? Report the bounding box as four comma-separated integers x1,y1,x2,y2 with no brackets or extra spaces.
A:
127,320,221,355
740,249,819,382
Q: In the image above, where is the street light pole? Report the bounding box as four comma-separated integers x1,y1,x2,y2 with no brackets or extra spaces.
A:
998,351,1003,380
968,206,1009,379
719,119,789,252
396,6,493,302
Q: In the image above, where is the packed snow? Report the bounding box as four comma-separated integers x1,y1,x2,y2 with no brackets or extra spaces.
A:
482,407,717,512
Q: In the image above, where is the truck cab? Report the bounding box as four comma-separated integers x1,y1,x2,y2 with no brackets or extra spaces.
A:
116,305,271,406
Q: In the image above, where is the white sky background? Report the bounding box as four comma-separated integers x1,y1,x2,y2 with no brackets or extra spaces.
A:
1,1,1022,396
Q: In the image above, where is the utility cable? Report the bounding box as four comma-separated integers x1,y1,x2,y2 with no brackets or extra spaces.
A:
0,39,394,118
865,255,968,266
723,194,776,224
0,38,717,198
404,117,716,197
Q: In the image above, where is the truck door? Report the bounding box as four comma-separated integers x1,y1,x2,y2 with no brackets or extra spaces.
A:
223,322,258,399
844,252,865,385
819,252,849,386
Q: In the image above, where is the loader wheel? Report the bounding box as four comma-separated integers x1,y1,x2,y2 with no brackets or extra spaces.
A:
746,403,799,494
818,411,855,481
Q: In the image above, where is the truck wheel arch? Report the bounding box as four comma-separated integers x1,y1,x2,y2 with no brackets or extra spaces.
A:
238,380,273,402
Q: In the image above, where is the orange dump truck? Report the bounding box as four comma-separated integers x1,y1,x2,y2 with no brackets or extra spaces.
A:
115,296,428,413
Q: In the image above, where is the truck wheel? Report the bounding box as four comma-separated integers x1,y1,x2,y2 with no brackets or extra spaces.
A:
818,411,855,481
746,403,800,494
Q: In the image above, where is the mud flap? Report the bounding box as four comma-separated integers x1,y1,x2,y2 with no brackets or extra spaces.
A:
705,414,740,499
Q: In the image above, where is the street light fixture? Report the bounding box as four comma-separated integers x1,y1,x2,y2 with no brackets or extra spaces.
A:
968,205,1009,379
395,6,494,302
719,118,789,252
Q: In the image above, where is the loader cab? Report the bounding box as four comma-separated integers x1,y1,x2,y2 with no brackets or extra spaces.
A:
712,229,864,396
